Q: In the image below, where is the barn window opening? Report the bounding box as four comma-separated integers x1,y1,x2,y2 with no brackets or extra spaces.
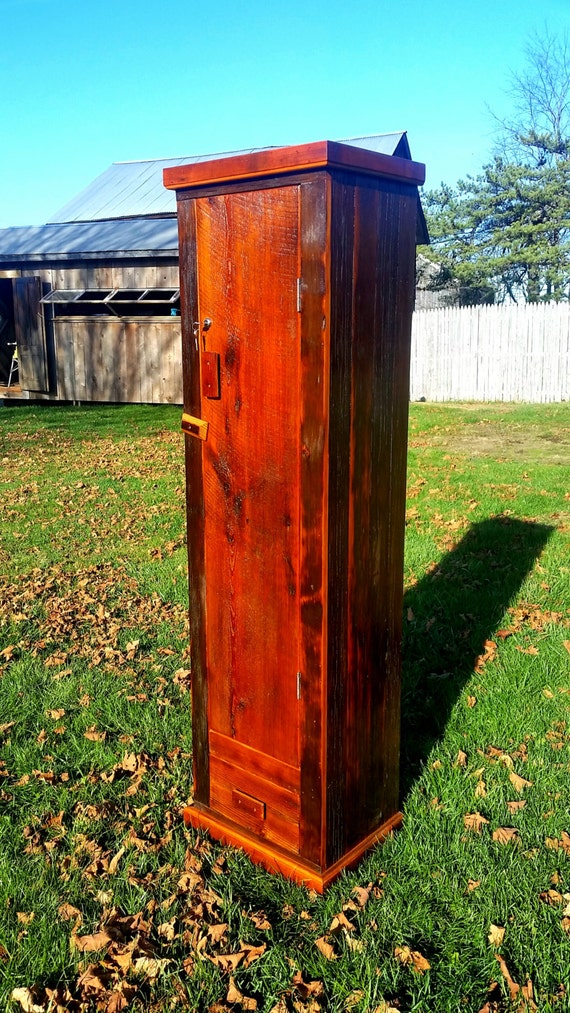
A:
41,287,180,317
75,289,114,302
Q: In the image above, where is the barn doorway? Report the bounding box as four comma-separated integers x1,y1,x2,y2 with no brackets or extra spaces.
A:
0,278,16,385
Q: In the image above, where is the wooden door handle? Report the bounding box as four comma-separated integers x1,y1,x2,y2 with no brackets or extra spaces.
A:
181,413,209,440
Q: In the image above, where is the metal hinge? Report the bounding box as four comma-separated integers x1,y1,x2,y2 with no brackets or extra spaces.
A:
296,278,302,313
296,671,302,700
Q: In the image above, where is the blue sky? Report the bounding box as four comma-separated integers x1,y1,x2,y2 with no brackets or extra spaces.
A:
1,0,569,228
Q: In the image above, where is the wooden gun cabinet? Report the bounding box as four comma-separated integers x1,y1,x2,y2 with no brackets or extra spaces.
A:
164,141,425,890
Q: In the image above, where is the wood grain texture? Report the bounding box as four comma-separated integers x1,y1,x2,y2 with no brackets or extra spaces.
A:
183,803,402,892
210,754,300,852
325,174,355,865
297,174,329,866
209,729,301,792
196,186,302,769
326,173,418,862
163,140,425,192
177,197,209,805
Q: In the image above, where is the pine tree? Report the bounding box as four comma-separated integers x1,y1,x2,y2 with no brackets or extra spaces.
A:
422,32,570,304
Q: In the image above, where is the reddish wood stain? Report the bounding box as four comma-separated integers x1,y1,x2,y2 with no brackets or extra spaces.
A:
172,141,423,888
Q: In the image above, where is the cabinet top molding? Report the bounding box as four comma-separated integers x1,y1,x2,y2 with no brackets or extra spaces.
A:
163,139,425,192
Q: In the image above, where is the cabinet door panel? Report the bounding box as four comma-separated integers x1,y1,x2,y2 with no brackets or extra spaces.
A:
196,185,301,769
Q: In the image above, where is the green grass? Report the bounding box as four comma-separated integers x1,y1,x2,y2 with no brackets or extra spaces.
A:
0,400,569,1012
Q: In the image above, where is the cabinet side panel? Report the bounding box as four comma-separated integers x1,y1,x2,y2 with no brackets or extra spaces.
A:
178,197,209,804
328,175,418,862
325,178,355,864
298,175,329,865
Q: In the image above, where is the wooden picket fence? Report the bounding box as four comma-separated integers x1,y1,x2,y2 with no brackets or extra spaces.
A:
410,303,570,402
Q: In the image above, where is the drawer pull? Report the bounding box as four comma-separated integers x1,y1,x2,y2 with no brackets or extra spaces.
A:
232,788,266,821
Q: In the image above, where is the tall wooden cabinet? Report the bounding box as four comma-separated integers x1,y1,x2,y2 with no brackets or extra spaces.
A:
164,140,425,890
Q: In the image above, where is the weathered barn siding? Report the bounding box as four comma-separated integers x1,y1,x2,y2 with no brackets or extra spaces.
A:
41,263,179,289
54,318,182,403
6,261,182,403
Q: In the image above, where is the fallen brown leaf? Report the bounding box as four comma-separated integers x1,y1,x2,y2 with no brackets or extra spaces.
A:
291,969,324,999
75,964,110,997
157,919,176,942
394,945,430,973
509,771,533,793
246,910,271,930
10,987,45,1013
131,956,170,980
108,846,125,876
464,812,489,833
71,929,112,952
344,990,365,1008
226,976,257,1010
240,942,267,968
352,884,371,907
492,827,520,845
474,640,497,674
545,832,570,854
315,936,337,960
329,911,355,934
488,924,505,947
343,931,365,953
205,941,266,973
506,800,526,813
494,955,537,1009
58,902,82,925
84,726,106,742
207,922,229,944
539,889,564,906
494,954,519,1001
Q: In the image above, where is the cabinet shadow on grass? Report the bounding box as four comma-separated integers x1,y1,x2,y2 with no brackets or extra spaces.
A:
399,515,553,796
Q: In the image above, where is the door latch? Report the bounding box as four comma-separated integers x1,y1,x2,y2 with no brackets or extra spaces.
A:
193,318,213,337
181,413,209,441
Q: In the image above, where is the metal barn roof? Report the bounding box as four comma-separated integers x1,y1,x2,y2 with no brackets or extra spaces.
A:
48,133,412,223
48,150,275,223
0,217,179,262
0,133,420,261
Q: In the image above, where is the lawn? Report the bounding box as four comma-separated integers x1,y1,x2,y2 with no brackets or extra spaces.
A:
0,400,569,1013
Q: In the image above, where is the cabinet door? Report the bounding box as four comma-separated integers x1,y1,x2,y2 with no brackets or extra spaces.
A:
196,185,302,773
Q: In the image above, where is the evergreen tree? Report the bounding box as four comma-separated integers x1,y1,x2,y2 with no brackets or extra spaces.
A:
422,32,570,304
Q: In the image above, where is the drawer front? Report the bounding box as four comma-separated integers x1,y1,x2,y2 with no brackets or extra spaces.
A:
209,733,300,854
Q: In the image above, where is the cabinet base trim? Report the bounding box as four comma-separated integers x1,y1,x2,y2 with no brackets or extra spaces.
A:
183,803,402,892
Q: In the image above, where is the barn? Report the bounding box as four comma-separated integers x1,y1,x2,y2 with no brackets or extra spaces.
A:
0,134,426,403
